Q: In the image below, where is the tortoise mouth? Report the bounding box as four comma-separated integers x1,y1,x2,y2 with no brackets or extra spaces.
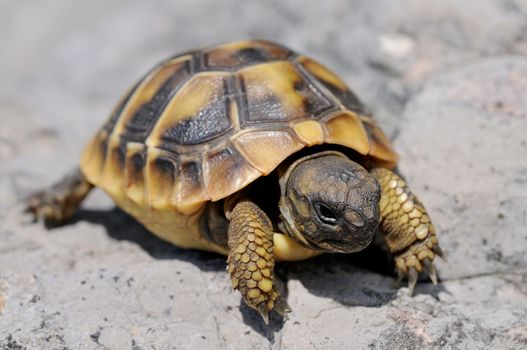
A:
316,238,371,253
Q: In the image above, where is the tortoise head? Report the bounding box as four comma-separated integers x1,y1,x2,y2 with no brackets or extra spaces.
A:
279,151,381,253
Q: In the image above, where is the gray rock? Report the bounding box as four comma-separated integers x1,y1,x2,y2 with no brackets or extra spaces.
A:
1,1,527,349
279,57,527,348
397,57,527,280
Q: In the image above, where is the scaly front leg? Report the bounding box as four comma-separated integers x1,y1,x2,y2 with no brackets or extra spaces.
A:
371,168,444,295
226,200,290,324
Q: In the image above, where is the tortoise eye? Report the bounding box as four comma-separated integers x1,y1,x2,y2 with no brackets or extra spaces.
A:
344,209,366,227
315,202,338,226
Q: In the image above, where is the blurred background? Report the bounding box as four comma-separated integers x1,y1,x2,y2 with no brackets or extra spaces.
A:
1,1,527,349
2,0,526,178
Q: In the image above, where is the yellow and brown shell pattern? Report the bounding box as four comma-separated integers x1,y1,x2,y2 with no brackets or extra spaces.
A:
81,40,397,215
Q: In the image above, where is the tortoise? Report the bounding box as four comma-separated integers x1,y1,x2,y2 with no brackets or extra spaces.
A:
27,40,442,324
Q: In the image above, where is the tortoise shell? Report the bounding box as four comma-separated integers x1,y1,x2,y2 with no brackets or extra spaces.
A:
81,40,397,217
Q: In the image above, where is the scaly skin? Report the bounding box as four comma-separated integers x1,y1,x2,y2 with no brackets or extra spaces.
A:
371,168,443,294
226,200,290,324
25,168,93,224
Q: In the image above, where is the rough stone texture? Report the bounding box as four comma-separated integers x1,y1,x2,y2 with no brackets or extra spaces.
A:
1,1,527,349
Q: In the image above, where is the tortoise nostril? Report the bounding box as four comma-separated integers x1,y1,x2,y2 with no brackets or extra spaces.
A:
357,226,375,238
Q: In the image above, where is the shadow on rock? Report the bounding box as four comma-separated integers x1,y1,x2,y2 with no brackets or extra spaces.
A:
239,302,285,342
282,245,446,308
72,207,226,272
46,206,294,333
63,207,445,327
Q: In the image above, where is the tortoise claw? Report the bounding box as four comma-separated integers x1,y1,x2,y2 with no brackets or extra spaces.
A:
256,296,291,324
257,303,270,325
24,191,63,224
423,258,438,285
407,268,418,296
393,270,404,289
433,245,446,261
395,255,441,295
22,168,92,225
273,297,291,319
393,234,444,295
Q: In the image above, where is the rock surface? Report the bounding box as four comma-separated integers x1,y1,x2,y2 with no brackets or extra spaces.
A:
1,1,527,349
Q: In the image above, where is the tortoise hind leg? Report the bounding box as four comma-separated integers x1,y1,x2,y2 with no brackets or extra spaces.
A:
25,167,93,225
227,200,290,324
